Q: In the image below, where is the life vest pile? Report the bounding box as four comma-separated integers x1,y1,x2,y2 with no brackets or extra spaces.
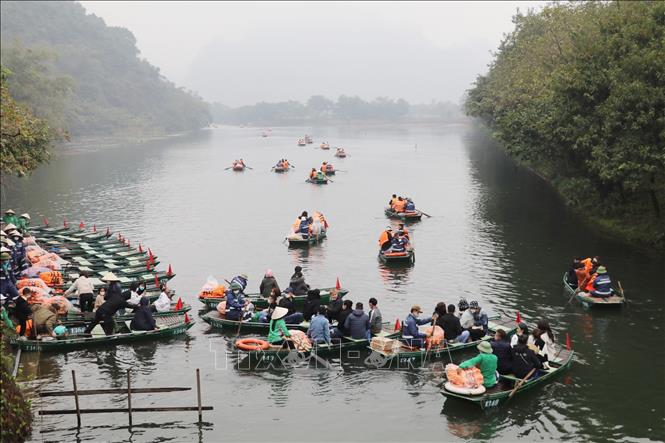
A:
445,363,484,388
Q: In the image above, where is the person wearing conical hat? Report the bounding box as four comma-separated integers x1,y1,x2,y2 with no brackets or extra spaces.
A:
85,272,132,335
267,306,292,346
458,340,499,388
8,230,27,278
2,210,18,226
17,213,31,235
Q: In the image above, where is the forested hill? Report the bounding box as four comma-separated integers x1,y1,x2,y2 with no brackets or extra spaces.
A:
465,1,664,248
0,1,210,137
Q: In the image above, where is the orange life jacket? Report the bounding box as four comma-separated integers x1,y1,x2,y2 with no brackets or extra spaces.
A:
575,268,589,288
585,273,598,292
390,198,398,207
39,271,63,287
393,200,406,212
378,231,391,246
320,164,327,172
581,258,593,273
310,171,316,179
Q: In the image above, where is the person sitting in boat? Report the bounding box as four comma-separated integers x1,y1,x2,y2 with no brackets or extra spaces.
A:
491,329,513,375
258,291,279,323
260,269,280,298
397,223,409,240
130,296,157,331
438,304,470,343
153,284,172,313
510,322,529,347
239,158,246,167
283,159,289,168
344,302,371,340
309,168,317,179
231,273,249,292
17,213,31,235
307,306,331,345
315,170,327,181
511,334,543,379
458,341,498,388
224,282,246,321
320,162,328,172
528,327,551,370
331,300,353,338
389,232,408,253
572,260,588,289
298,216,311,239
388,194,398,208
326,289,343,322
468,301,489,340
404,198,416,212
529,319,555,368
302,289,321,321
589,266,613,297
278,287,305,324
401,305,432,349
378,227,393,251
289,266,309,295
393,197,406,213
267,306,292,347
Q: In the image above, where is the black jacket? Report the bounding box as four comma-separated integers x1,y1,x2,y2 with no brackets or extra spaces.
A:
98,293,132,316
302,292,321,321
437,313,463,341
327,298,343,321
278,296,295,315
337,309,353,335
13,296,32,319
491,339,513,374
259,277,280,298
511,344,543,378
130,306,156,331
289,273,309,295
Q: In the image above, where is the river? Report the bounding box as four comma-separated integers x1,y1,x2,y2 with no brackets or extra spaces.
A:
4,124,664,442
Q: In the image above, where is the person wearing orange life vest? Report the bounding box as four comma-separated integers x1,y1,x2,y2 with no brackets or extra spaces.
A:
378,227,393,251
284,159,289,168
581,256,598,273
388,194,398,208
309,168,317,179
393,197,407,213
320,162,328,172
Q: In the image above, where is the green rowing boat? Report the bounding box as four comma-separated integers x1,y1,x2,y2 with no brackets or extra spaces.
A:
287,231,327,246
306,178,329,184
61,305,192,325
441,348,574,409
200,310,309,332
384,208,422,221
378,249,415,264
10,316,194,352
364,316,517,369
562,273,625,308
198,287,348,310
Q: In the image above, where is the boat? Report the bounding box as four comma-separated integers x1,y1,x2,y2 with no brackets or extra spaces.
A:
334,149,347,158
198,287,348,311
384,208,423,221
562,273,625,308
297,139,306,146
378,249,415,264
365,316,517,369
62,304,192,325
232,163,245,171
237,329,400,366
10,315,194,352
323,168,335,176
200,310,310,332
320,142,330,150
287,230,327,246
273,165,289,173
306,177,329,185
304,135,313,144
441,348,574,409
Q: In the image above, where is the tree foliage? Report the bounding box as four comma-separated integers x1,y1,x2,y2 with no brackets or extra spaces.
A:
0,1,210,136
465,1,665,245
1,67,52,177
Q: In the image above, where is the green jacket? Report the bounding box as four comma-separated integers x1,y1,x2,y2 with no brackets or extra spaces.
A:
459,352,498,387
2,214,18,226
16,218,30,234
1,308,14,329
267,319,290,343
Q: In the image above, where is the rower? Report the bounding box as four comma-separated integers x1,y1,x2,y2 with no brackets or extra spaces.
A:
390,231,408,252
458,341,498,388
378,227,393,251
590,266,612,297
393,197,406,212
389,194,398,208
405,198,416,211
309,168,317,179
2,209,18,226
298,216,311,239
231,273,249,292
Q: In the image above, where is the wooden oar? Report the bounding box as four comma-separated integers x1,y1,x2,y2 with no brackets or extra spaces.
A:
417,210,432,217
335,169,349,173
244,165,253,170
508,368,536,399
224,166,233,171
618,281,628,304
326,177,334,183
236,309,245,335
289,164,296,169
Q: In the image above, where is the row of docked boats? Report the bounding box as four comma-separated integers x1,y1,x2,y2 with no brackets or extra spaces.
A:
8,223,193,351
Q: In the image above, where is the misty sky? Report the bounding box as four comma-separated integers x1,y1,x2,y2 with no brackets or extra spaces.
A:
80,1,546,106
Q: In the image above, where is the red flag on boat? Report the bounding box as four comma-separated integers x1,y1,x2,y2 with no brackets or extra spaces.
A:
566,333,572,350
148,249,154,260
175,297,183,311
126,239,131,248
394,318,401,332
335,277,341,290
79,221,84,230
92,224,97,232
516,311,521,323
154,274,160,287
43,217,49,226
167,264,173,277
105,227,110,236
184,313,191,323
146,259,151,271
138,244,143,253
64,218,68,228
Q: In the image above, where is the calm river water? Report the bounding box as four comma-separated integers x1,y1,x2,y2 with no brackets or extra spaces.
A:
3,124,664,442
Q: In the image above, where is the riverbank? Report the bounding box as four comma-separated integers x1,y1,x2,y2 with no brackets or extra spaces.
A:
1,337,32,442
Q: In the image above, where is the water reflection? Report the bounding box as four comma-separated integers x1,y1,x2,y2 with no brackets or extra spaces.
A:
377,263,413,292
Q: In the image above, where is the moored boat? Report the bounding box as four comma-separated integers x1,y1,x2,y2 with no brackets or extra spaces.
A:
441,348,574,409
10,315,194,352
562,273,625,308
198,286,348,310
200,310,309,332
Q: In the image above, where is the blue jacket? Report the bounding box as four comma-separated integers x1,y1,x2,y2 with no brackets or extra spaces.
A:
344,309,370,339
231,276,248,291
307,314,331,344
405,201,416,211
225,290,245,311
402,313,432,339
472,309,489,334
391,237,407,252
592,274,612,296
299,220,310,235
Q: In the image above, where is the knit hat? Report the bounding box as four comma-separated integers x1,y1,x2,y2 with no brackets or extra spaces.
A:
458,298,469,311
469,300,479,309
477,341,492,354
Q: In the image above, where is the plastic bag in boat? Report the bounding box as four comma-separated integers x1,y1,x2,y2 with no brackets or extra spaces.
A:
288,330,312,352
198,275,219,298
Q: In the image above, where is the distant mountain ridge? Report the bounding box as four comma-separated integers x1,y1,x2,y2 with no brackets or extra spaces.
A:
0,1,210,137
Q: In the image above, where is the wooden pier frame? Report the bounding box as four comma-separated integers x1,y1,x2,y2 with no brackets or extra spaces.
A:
38,369,212,428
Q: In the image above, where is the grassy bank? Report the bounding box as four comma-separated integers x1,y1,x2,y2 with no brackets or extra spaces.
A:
1,337,31,443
